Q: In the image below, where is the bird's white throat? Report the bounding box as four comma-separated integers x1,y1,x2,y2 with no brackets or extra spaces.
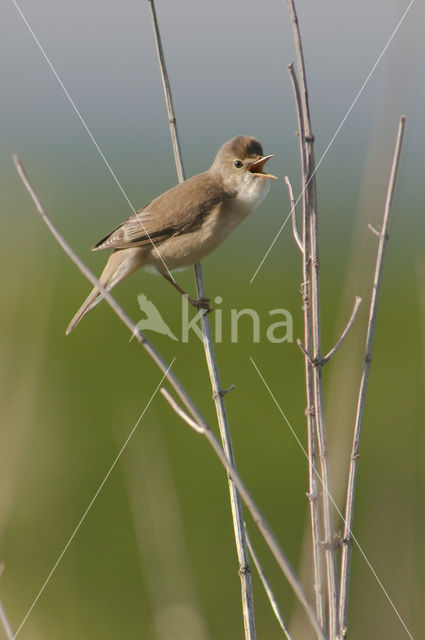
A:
234,172,271,212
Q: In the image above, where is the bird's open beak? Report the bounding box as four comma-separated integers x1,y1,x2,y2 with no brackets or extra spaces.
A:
249,154,278,180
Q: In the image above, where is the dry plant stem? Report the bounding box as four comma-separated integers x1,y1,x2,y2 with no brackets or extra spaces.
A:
322,297,362,365
338,116,406,638
147,2,256,638
298,296,362,367
160,389,329,640
15,155,327,640
288,52,325,636
285,176,303,253
287,2,338,637
13,157,201,425
147,0,184,183
193,264,257,640
245,531,294,640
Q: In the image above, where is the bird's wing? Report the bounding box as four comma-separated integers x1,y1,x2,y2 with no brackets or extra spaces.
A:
92,208,174,251
92,172,224,252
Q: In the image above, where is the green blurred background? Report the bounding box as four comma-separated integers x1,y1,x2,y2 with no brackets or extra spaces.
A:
1,1,424,638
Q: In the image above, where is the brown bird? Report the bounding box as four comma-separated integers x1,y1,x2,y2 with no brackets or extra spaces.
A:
66,135,277,334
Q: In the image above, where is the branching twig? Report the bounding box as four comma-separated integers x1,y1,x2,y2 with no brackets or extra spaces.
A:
13,156,204,428
193,265,255,633
147,2,257,638
245,532,294,640
296,338,312,362
14,156,327,640
287,64,307,193
160,388,203,433
288,54,325,632
367,223,381,237
321,297,362,365
160,389,329,640
338,115,406,638
287,3,340,637
285,176,303,253
287,4,332,633
297,293,361,370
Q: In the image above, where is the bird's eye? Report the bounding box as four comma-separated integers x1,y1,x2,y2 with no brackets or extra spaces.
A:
233,160,243,169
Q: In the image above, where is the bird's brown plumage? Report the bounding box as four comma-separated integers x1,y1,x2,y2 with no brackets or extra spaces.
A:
93,171,233,251
66,135,275,335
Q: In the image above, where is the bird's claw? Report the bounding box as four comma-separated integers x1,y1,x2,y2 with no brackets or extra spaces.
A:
190,296,214,313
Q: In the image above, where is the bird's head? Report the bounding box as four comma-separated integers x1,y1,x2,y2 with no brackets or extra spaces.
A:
211,135,277,186
210,135,277,209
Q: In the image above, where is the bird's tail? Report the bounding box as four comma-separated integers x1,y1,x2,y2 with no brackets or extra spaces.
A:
66,248,145,335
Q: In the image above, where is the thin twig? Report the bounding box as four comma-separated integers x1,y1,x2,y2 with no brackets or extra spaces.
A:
296,338,313,363
322,297,362,365
160,389,329,640
338,115,406,639
147,3,257,638
287,20,326,638
160,388,204,433
288,57,325,629
285,176,303,253
13,155,204,430
14,156,327,640
193,263,258,639
245,531,294,640
287,64,307,188
147,0,184,183
367,223,380,237
287,3,339,637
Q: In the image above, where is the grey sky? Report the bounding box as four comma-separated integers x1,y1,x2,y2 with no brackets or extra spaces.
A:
2,0,423,235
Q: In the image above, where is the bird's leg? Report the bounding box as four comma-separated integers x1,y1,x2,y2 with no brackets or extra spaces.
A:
162,274,213,312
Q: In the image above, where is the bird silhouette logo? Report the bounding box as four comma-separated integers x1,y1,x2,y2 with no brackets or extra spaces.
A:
130,293,178,342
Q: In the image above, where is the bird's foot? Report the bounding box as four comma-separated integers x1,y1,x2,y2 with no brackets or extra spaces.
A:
189,296,214,314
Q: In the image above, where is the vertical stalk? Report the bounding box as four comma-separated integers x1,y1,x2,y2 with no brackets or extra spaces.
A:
288,64,325,631
148,0,184,184
286,2,338,637
194,265,257,640
147,2,257,638
246,531,294,640
338,116,406,638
